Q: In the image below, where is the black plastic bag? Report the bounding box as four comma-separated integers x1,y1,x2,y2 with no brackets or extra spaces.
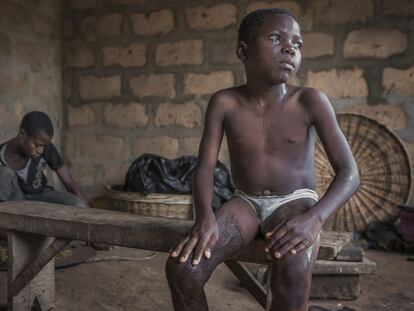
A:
364,221,405,252
124,154,234,211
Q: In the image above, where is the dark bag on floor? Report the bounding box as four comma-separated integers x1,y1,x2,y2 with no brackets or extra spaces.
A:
124,154,234,211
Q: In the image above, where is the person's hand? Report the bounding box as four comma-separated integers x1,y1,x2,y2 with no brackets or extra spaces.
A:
264,211,322,260
170,213,219,266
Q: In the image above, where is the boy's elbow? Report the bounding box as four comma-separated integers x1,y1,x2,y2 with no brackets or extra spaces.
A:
347,166,360,193
337,165,360,193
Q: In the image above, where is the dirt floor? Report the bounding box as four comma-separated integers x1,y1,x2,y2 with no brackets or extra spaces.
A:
1,246,413,310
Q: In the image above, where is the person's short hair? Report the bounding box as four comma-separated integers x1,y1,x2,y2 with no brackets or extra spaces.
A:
20,111,54,137
238,8,298,43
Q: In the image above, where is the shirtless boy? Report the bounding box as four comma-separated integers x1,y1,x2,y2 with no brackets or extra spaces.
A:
166,8,359,311
0,111,87,208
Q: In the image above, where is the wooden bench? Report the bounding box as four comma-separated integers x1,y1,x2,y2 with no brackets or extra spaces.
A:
0,201,375,310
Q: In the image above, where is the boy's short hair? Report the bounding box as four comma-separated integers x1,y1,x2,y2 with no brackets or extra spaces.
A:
20,111,54,137
238,8,298,43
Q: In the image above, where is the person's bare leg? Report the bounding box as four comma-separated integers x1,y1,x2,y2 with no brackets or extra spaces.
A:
165,197,259,311
262,199,320,311
267,236,320,311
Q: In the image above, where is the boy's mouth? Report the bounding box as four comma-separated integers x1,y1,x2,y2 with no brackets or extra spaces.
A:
278,61,295,71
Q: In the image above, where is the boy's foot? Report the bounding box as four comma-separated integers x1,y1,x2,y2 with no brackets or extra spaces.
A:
89,241,115,251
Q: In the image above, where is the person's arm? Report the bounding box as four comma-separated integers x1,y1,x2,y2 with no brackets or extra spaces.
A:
56,164,88,207
170,92,227,265
265,88,360,258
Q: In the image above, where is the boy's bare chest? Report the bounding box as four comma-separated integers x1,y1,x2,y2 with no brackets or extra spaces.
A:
225,107,309,150
4,153,28,171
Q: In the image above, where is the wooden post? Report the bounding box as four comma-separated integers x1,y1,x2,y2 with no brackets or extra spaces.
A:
7,232,55,311
225,261,267,308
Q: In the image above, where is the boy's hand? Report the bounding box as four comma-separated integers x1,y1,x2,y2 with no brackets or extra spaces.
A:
170,213,219,266
264,211,322,260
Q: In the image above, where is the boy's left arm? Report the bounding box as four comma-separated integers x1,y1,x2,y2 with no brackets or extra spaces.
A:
265,89,360,258
56,165,88,206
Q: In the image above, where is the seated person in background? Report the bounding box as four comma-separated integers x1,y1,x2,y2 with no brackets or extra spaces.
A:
0,111,87,208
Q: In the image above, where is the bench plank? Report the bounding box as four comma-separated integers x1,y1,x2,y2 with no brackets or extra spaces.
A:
0,201,190,253
0,202,351,263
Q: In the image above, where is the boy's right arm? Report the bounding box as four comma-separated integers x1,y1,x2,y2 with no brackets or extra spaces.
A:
170,93,227,266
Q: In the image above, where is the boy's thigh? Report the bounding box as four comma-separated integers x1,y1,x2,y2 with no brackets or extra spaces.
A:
27,190,86,208
262,197,317,234
215,196,260,245
176,197,259,267
0,166,25,201
166,197,260,281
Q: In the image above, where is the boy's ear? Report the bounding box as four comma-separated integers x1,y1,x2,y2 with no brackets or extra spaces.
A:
18,128,26,137
237,41,248,61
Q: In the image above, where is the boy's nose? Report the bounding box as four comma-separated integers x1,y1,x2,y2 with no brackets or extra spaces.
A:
281,44,295,56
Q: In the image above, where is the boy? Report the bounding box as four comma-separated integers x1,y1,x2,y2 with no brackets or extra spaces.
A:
166,8,359,311
0,111,87,208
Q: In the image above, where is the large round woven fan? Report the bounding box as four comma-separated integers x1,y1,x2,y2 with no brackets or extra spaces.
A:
315,113,412,232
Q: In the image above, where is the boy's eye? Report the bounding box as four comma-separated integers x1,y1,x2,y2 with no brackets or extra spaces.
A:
270,34,281,42
293,42,303,49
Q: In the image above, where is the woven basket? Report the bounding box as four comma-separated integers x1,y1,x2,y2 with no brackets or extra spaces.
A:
316,113,412,232
104,185,194,220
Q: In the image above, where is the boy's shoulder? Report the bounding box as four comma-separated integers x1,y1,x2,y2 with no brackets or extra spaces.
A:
208,86,245,111
292,85,331,112
290,85,328,103
211,86,244,102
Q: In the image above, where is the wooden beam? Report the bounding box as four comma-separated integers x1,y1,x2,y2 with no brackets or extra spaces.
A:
7,232,55,311
10,237,70,297
0,202,353,263
0,201,191,253
225,261,267,308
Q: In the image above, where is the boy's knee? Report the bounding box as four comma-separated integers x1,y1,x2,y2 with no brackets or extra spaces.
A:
73,197,87,208
0,166,16,180
59,193,87,208
165,256,204,285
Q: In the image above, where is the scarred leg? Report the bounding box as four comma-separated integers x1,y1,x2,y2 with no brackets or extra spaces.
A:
165,198,259,311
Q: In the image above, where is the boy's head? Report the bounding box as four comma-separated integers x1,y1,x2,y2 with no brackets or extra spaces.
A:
237,8,302,84
238,8,298,44
18,111,54,158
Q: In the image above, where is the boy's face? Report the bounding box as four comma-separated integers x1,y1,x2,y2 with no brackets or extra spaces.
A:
18,129,51,159
240,14,302,84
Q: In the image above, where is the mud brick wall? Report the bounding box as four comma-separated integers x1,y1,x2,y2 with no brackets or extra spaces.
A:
0,0,62,186
0,0,62,145
62,0,414,201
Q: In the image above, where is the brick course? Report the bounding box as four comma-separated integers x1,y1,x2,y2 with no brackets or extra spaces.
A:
383,66,414,96
68,105,95,127
344,29,407,58
186,4,237,31
130,10,173,35
155,103,202,128
80,76,121,100
155,40,203,66
184,71,235,95
302,33,334,58
129,74,176,98
103,103,149,128
103,43,147,67
307,68,368,98
132,136,179,159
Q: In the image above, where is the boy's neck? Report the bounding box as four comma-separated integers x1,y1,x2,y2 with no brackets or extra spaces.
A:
6,137,28,160
245,80,287,105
